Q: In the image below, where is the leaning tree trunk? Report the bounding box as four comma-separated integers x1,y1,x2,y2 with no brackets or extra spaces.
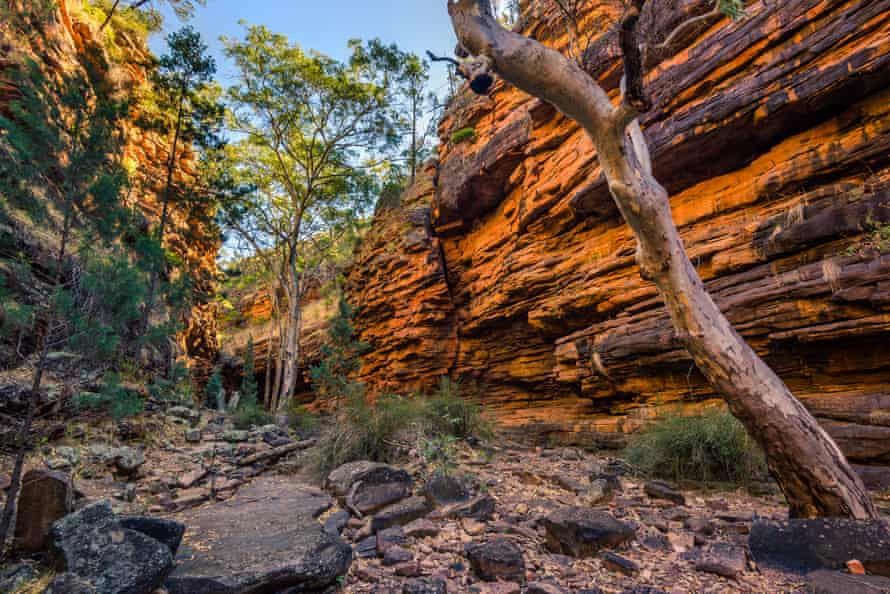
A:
447,0,877,519
276,271,303,412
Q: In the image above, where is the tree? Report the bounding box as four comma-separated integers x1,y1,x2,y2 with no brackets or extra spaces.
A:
310,296,368,411
99,0,206,31
394,55,436,185
139,26,220,345
205,368,224,410
0,58,135,551
445,0,877,518
220,27,399,411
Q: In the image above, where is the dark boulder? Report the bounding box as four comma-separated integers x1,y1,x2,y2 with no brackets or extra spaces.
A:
465,537,525,582
49,501,173,594
119,516,186,556
543,507,635,557
423,473,470,506
643,481,686,505
371,496,431,533
325,461,412,499
749,518,890,576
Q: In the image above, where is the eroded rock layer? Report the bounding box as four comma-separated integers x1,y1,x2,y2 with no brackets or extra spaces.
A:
0,0,220,376
348,0,890,461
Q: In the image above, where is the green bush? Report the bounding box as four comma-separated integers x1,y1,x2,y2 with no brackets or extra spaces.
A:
312,392,422,476
450,127,476,144
421,376,491,440
287,402,320,435
74,373,144,421
625,411,767,484
232,391,273,430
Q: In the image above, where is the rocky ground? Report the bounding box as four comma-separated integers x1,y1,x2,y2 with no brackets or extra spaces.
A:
2,408,890,593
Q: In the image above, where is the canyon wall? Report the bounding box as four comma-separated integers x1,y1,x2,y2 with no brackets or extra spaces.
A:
348,0,890,463
0,0,220,375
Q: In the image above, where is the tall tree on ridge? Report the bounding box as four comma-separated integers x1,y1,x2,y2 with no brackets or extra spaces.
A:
220,27,399,411
445,0,877,518
139,26,219,351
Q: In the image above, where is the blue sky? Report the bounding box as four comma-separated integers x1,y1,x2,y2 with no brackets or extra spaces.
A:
149,0,459,95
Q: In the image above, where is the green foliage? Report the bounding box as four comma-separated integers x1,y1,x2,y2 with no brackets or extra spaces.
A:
419,435,458,477
148,362,194,405
232,391,273,430
286,402,320,434
422,376,492,440
312,392,421,476
625,412,767,484
450,127,476,144
205,369,224,409
718,0,745,19
310,296,368,407
240,337,258,403
74,373,145,420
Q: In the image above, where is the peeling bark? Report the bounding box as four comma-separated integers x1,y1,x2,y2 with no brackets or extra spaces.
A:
446,0,877,519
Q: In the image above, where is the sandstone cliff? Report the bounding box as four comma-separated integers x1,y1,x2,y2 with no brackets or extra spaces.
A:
348,0,890,463
0,0,219,376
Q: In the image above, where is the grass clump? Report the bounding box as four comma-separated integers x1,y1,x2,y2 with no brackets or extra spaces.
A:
450,127,476,144
312,376,493,478
625,411,766,485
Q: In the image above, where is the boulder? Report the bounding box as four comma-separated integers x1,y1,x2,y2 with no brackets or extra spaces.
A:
694,544,747,579
377,526,408,556
371,496,431,533
643,481,685,505
323,510,352,537
326,461,412,500
164,476,351,594
465,538,525,582
586,477,619,506
13,469,74,552
404,518,439,538
112,447,145,475
602,552,640,576
543,507,635,557
119,517,186,556
347,478,412,516
526,582,566,594
167,406,201,426
383,545,414,566
423,473,470,506
49,501,174,594
806,570,890,594
749,518,890,576
444,494,496,521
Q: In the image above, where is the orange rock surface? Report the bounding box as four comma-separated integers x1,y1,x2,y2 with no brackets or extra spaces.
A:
348,0,890,462
0,0,220,375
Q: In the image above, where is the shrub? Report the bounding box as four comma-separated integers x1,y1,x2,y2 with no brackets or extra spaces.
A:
419,435,458,477
625,411,767,484
287,402,320,435
450,127,476,144
312,392,424,476
74,372,144,421
422,376,491,440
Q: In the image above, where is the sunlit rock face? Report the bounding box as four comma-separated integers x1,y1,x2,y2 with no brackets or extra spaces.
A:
0,0,220,378
346,0,890,460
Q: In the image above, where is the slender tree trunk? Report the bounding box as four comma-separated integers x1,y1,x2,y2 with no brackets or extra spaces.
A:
0,192,76,555
141,85,187,339
277,269,302,412
446,0,877,519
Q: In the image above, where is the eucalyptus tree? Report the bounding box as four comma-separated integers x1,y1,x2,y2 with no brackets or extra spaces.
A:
444,0,876,518
221,27,400,410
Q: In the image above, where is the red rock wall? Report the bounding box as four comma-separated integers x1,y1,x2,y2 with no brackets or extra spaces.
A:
348,0,890,462
0,0,220,374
